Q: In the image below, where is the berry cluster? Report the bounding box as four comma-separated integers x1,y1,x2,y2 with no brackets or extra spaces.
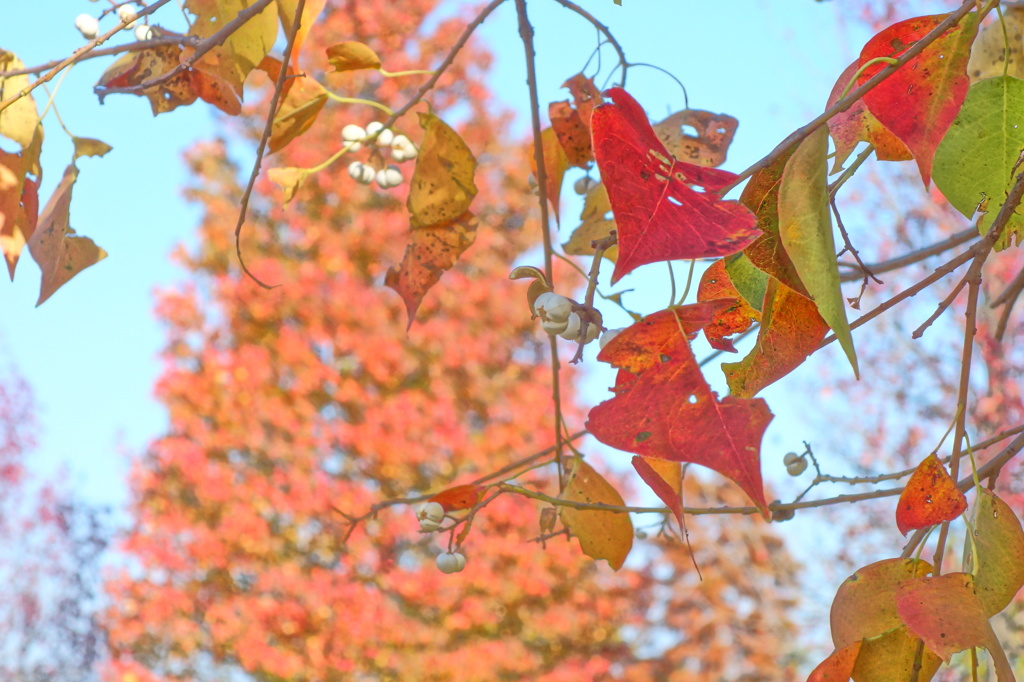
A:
783,452,808,476
343,122,418,190
533,292,601,344
416,502,468,574
75,4,151,40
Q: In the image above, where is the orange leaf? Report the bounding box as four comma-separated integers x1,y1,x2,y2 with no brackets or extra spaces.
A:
631,455,682,532
696,259,758,353
895,453,967,535
429,484,485,512
587,304,773,516
325,41,383,72
278,0,328,67
528,127,567,224
559,457,633,570
808,641,861,682
259,57,328,154
549,100,592,167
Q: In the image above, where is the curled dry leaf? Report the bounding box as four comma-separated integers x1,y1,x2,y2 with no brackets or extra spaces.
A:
653,109,738,169
326,41,383,72
559,457,633,571
96,45,199,115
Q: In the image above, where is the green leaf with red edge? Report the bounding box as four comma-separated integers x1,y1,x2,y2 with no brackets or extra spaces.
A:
808,641,861,682
591,88,760,284
779,125,858,377
737,145,808,298
587,304,773,517
428,484,486,512
95,45,199,115
654,109,738,169
385,212,478,328
895,453,967,535
696,259,759,353
528,127,568,224
27,164,107,306
183,0,278,96
559,457,633,571
407,112,478,230
723,277,829,398
858,11,979,186
631,455,683,533
964,488,1024,616
896,572,1014,679
826,60,912,173
831,558,933,648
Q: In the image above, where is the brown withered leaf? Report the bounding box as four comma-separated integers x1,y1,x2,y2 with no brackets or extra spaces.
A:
407,113,477,229
96,45,198,115
27,164,106,305
654,109,739,168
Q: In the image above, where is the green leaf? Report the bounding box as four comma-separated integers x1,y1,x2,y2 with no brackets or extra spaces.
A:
778,125,858,377
964,488,1024,616
933,76,1024,250
724,252,768,314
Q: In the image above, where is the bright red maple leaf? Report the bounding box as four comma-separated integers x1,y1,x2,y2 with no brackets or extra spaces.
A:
591,88,760,283
587,305,773,516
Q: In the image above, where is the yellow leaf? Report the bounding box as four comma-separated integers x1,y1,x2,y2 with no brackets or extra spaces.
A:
562,182,618,262
0,51,39,150
183,0,278,95
407,113,477,229
277,0,327,65
326,41,383,73
268,167,308,204
72,137,112,161
968,6,1024,82
260,57,328,154
559,457,633,571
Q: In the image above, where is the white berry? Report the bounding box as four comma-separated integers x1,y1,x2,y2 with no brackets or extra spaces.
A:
436,551,467,574
390,134,418,160
347,161,374,185
574,176,594,195
541,317,569,335
581,320,600,344
559,312,582,340
75,14,100,39
117,4,138,28
391,147,411,163
418,501,444,523
534,292,573,323
599,328,624,350
134,24,153,41
375,165,403,189
341,124,366,152
785,456,808,476
365,121,395,147
783,452,800,466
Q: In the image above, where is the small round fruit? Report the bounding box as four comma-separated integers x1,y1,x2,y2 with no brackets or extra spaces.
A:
635,529,648,539
117,4,138,28
347,161,374,185
573,176,594,195
417,501,444,524
786,458,808,476
599,328,624,350
418,517,441,532
134,24,153,41
783,452,800,466
391,147,411,163
375,165,403,189
534,292,573,323
559,312,582,340
541,317,569,335
75,14,100,39
390,134,418,160
376,128,394,147
436,551,466,574
581,320,600,344
341,124,366,151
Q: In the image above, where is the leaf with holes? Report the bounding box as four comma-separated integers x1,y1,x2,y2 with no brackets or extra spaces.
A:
826,60,912,173
933,76,1024,249
696,259,758,353
95,45,199,115
559,457,633,571
183,0,278,95
591,88,759,283
896,572,1014,679
407,113,477,230
326,41,382,73
723,278,829,398
429,484,486,512
779,125,858,377
27,164,106,306
587,305,773,516
964,488,1024,616
385,212,477,328
895,453,966,535
858,12,979,186
653,109,738,169
563,182,617,262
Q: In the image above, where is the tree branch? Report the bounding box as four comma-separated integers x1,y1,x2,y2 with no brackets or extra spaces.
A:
0,35,199,79
549,0,627,86
838,227,978,283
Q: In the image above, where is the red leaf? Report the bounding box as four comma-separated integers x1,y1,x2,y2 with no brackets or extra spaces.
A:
723,278,829,398
631,455,682,532
591,88,759,283
696,259,758,353
808,641,862,682
826,60,912,172
859,12,979,185
429,484,486,512
895,453,967,535
385,212,478,328
587,306,773,516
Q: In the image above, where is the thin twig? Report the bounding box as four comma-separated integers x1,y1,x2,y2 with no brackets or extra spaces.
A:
990,264,1024,341
912,272,969,339
233,0,306,289
838,228,978,282
0,35,199,78
0,0,175,113
95,0,276,98
549,0,627,85
831,196,877,309
720,0,980,196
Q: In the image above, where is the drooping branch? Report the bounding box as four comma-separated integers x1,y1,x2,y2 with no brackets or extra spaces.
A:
549,0,628,85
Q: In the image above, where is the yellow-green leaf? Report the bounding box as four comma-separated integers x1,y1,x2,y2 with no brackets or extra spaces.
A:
562,182,617,262
277,0,327,65
852,626,942,682
72,137,112,161
326,41,382,73
184,0,278,95
559,457,633,571
964,488,1024,616
778,125,858,377
0,50,40,150
407,113,477,229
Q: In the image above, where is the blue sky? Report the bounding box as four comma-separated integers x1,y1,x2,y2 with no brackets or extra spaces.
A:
0,1,866,517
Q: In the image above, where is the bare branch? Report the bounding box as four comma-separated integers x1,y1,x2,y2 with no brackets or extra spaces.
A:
549,0,627,86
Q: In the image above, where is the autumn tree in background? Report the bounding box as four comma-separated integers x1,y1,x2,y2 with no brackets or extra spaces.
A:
0,368,109,682
102,2,800,680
